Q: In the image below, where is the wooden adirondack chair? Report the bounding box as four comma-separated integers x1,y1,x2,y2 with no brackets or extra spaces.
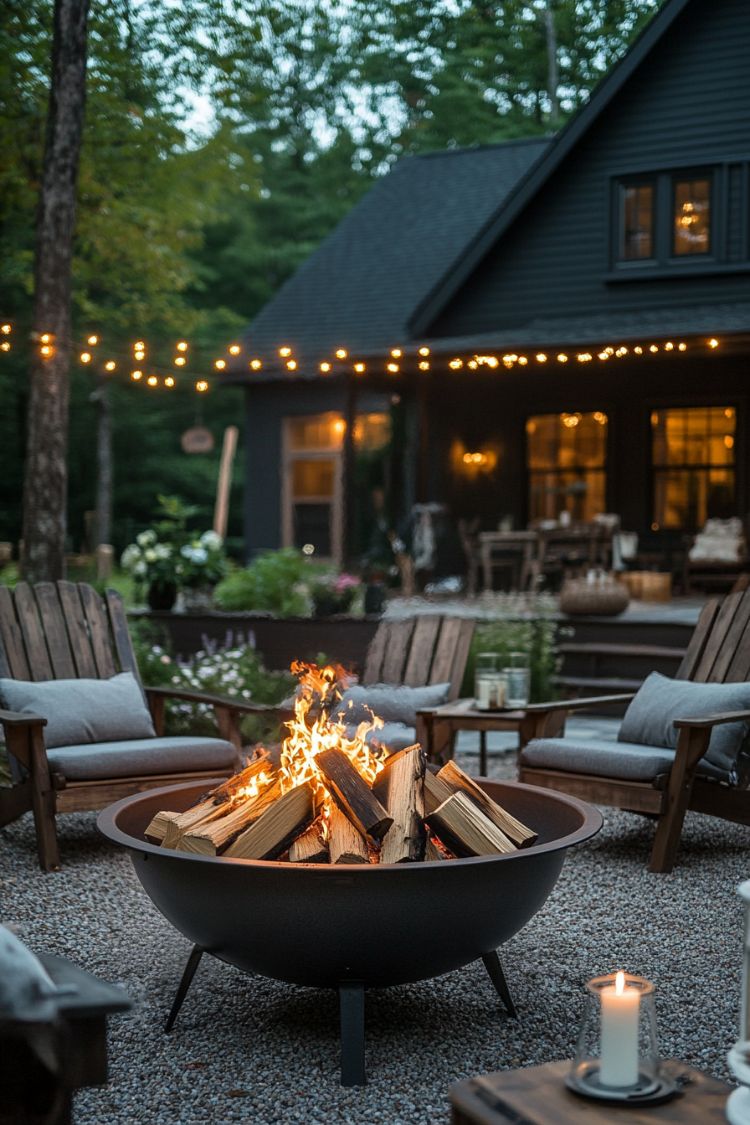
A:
518,590,750,872
0,581,283,872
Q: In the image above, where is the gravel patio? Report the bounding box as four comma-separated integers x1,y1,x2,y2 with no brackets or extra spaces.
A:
2,735,749,1125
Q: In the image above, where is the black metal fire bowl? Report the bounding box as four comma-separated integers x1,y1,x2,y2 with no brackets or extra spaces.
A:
98,778,601,1085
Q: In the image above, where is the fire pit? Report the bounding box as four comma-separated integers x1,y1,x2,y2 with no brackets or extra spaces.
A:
99,775,601,1084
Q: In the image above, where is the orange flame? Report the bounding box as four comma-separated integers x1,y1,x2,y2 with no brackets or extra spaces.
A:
279,663,386,824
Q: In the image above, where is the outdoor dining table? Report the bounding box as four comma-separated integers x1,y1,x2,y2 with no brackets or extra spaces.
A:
478,523,615,591
478,530,539,592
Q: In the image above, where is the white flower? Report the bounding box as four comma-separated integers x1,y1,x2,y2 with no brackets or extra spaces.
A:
134,560,147,577
137,530,157,547
154,544,171,560
200,530,222,550
121,544,141,569
144,549,157,562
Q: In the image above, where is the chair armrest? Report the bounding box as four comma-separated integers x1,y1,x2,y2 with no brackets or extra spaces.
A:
523,693,635,714
144,686,291,716
673,709,750,730
0,708,47,728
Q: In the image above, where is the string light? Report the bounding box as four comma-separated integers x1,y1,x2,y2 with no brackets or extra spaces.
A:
335,348,348,359
176,341,188,352
250,358,262,370
174,356,186,366
80,351,92,364
214,359,226,371
39,333,53,344
87,334,98,346
196,380,209,393
390,348,402,358
40,344,53,357
517,355,528,366
634,346,643,355
418,360,430,371
353,362,366,373
146,375,158,387
165,375,175,388
649,344,659,353
708,337,719,349
319,361,331,373
0,341,10,352
278,346,292,357
131,370,143,381
418,346,430,357
386,362,399,373
536,353,547,363
557,353,568,363
678,342,687,351
229,344,241,356
1,324,11,335
286,359,298,371
104,360,116,371
449,358,463,369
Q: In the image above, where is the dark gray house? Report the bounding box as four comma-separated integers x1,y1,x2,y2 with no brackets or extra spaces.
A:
228,0,750,572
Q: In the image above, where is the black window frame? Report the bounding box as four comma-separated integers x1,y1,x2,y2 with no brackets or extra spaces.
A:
616,177,657,264
670,170,714,259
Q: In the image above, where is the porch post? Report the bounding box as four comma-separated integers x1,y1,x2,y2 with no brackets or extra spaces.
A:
416,369,431,502
342,373,358,567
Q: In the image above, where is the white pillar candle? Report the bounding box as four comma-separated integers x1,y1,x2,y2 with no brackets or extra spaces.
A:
599,971,640,1088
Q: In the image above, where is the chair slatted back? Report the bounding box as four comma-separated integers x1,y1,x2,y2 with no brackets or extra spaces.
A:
362,615,474,700
676,590,750,684
0,581,140,686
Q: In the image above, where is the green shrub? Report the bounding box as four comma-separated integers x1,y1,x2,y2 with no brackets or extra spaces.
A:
461,597,562,703
213,548,331,617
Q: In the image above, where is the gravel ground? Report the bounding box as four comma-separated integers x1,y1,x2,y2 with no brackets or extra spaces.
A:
2,747,749,1125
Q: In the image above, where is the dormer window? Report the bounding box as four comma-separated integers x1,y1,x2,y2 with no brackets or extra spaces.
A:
620,181,654,260
673,176,711,255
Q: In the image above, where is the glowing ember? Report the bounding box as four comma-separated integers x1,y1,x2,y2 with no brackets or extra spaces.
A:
279,662,386,822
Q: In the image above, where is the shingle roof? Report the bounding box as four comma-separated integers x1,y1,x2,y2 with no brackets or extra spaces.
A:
241,138,550,364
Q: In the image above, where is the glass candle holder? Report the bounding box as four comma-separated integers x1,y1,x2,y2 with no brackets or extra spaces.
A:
571,972,660,1100
504,653,530,708
475,653,504,709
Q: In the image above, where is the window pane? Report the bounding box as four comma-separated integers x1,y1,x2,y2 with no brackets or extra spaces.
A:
651,406,735,530
287,414,344,451
292,503,331,555
291,458,336,499
673,177,711,255
620,183,654,260
527,412,607,520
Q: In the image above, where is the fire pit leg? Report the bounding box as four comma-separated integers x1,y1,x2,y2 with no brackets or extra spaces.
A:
339,981,366,1087
481,951,517,1018
165,945,205,1033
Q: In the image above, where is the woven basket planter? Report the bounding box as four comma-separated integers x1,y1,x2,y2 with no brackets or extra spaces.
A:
559,577,630,617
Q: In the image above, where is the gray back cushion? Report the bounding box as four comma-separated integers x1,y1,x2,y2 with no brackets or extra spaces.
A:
618,671,750,778
0,672,155,748
334,682,451,727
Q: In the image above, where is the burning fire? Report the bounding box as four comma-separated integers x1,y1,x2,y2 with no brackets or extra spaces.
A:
279,661,386,820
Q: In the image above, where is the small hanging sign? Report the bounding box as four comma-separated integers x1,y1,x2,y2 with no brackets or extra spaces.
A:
181,426,215,454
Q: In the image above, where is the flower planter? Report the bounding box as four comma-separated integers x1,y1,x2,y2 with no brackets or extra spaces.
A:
147,580,178,612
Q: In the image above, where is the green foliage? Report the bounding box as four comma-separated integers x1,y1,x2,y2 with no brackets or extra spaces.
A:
463,602,561,703
213,548,331,617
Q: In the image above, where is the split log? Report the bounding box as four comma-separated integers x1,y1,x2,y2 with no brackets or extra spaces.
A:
315,747,393,841
328,804,369,865
289,819,329,864
147,754,274,848
179,780,282,856
425,792,517,857
372,745,425,863
225,783,315,861
423,769,454,816
437,761,537,848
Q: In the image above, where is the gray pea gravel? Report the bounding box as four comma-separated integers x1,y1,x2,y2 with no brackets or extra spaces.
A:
2,746,748,1125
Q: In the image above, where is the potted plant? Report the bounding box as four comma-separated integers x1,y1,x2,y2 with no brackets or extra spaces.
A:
309,572,361,617
121,530,181,611
179,531,229,609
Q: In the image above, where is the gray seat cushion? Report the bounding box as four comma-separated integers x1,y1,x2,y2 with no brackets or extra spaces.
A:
0,672,155,748
47,736,237,781
619,672,750,777
520,736,729,783
343,721,417,755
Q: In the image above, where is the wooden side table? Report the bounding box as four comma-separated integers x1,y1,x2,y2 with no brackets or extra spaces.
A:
416,698,526,772
450,1059,732,1123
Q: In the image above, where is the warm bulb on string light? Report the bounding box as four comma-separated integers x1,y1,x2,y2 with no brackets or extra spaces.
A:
286,359,298,371
39,333,53,344
0,341,10,352
147,375,158,387
134,340,145,351
278,346,292,358
418,346,430,357
557,353,568,363
40,344,53,357
517,355,528,366
386,362,399,373
664,341,674,351
418,360,430,371
649,344,659,353
104,361,116,371
390,348,402,358
80,351,92,364
87,334,98,346
319,361,331,373
131,370,143,381
634,345,643,355
536,353,547,363
176,341,188,352
449,358,463,369
196,380,209,393
1,324,11,335
134,352,145,363
708,337,719,348
165,375,175,388
250,359,262,370
174,356,186,367
335,348,348,359
353,362,366,373
229,344,241,356
214,359,226,370
678,342,687,351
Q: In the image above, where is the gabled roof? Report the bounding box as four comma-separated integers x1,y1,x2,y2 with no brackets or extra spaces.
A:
240,138,550,364
410,0,694,335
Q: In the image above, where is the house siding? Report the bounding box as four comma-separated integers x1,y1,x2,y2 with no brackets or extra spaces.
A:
429,0,750,338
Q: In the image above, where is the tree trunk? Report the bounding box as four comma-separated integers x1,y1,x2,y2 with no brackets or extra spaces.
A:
94,375,112,547
544,2,560,128
21,0,91,581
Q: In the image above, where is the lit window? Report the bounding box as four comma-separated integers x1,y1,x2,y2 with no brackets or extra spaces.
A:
651,406,735,530
526,412,608,522
619,182,654,260
673,177,711,255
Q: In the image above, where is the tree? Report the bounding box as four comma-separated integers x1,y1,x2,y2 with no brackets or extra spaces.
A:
21,0,90,581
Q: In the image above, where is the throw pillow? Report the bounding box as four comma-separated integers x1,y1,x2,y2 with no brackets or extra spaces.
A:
334,682,451,727
0,672,156,748
618,671,750,779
